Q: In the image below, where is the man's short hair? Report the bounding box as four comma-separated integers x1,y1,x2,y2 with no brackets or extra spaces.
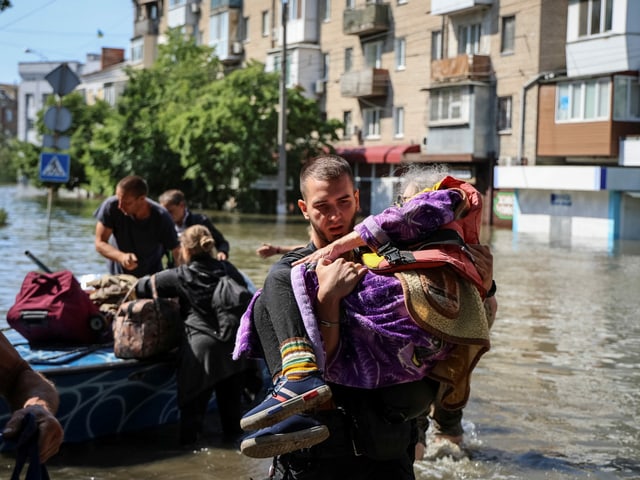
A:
300,154,354,199
159,189,185,207
117,175,148,198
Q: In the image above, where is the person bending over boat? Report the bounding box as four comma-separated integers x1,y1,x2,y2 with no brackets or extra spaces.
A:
94,175,182,277
135,224,254,445
0,332,64,462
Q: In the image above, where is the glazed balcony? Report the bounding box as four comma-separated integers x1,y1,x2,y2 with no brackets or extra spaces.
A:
134,18,159,36
431,54,491,83
343,3,391,36
430,0,493,16
210,0,242,10
340,68,389,98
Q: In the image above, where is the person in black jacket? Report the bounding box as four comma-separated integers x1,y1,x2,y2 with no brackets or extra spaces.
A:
159,189,230,261
135,224,250,445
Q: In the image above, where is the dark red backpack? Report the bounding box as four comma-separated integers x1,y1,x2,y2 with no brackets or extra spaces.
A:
7,270,107,345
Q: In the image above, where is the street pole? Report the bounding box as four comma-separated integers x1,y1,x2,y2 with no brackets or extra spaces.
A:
276,0,288,217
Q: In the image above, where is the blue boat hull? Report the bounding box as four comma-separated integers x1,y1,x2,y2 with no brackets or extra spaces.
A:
0,329,207,447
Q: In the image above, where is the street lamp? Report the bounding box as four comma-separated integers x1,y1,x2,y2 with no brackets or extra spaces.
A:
24,48,49,61
276,0,288,217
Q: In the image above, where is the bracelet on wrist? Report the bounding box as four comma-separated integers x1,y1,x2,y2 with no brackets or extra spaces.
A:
486,280,497,298
319,320,340,328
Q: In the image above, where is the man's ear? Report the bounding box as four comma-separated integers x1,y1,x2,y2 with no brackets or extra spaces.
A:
354,189,360,212
298,199,309,219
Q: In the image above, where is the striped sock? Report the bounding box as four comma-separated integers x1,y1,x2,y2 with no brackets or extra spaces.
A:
280,337,318,380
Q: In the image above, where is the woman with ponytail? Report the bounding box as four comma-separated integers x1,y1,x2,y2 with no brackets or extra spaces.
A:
135,225,255,445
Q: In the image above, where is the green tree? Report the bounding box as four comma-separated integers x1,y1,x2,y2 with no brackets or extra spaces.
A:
90,29,221,197
66,28,342,210
167,61,342,208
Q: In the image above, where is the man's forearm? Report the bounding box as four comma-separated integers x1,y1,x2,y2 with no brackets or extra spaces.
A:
9,369,59,414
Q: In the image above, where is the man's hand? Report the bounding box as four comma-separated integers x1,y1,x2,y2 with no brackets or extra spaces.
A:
316,258,367,304
120,252,138,271
3,404,63,463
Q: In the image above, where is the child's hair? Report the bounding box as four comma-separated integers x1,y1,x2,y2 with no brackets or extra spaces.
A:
181,225,215,257
397,164,450,196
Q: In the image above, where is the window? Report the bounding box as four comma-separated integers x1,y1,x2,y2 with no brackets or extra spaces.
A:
344,47,353,72
104,83,116,106
169,0,185,7
497,96,512,132
261,11,269,37
556,78,610,121
322,53,330,80
364,41,383,68
289,0,300,20
501,16,515,54
579,0,613,37
273,54,292,85
131,38,144,62
343,111,353,138
346,0,355,8
431,30,443,60
394,107,404,137
210,12,230,58
322,0,331,21
397,0,408,4
457,23,481,55
613,76,640,121
240,17,249,42
363,108,381,138
395,37,406,70
429,87,468,124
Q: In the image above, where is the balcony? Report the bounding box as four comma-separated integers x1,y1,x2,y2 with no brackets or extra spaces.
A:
210,0,242,10
431,54,491,83
430,0,493,16
340,68,389,98
343,3,391,36
134,18,159,37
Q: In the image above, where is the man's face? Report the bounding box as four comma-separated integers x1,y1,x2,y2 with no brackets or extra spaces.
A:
298,174,359,248
116,187,146,218
162,202,186,225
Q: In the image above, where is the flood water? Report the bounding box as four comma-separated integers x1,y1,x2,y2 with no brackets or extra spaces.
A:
1,184,639,479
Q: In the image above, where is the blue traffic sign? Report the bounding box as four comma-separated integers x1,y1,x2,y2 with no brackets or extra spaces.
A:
39,153,70,182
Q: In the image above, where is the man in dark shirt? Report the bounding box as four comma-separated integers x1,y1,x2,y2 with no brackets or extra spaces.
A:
241,155,425,479
94,175,181,277
159,189,230,261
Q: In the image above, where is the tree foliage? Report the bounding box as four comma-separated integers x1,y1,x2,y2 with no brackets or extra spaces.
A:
10,29,343,210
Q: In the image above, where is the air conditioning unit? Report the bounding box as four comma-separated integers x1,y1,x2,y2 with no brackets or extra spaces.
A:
232,42,243,55
314,79,325,94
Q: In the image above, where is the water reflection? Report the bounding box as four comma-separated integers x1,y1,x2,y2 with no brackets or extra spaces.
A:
1,185,639,479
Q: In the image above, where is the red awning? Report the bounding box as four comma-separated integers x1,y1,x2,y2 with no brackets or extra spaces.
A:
336,144,420,164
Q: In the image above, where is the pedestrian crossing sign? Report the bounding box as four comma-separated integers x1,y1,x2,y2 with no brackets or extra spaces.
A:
39,153,70,183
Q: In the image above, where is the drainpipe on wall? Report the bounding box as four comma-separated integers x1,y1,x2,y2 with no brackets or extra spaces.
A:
517,72,555,165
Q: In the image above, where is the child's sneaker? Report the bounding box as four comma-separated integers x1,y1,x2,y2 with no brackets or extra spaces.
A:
240,374,331,431
240,414,330,458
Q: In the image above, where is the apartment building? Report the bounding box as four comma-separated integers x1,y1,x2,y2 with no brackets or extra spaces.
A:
129,0,640,243
495,0,640,247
